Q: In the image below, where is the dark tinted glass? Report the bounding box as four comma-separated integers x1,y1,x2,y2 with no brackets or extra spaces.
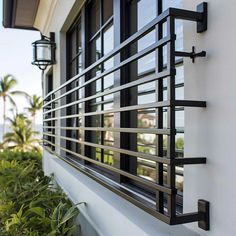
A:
89,0,100,37
102,0,113,24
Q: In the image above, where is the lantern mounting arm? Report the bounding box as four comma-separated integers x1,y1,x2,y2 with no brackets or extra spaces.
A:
40,32,55,43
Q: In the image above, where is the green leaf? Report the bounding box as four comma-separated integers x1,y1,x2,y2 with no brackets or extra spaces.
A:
47,229,57,236
60,205,79,226
25,207,45,218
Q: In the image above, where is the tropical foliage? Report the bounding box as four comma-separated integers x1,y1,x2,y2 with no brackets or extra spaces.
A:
0,75,42,153
0,75,28,136
26,94,43,128
2,112,42,153
0,150,80,236
0,75,80,235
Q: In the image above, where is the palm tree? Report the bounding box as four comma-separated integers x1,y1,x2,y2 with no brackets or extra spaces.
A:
2,112,42,153
0,75,27,138
26,94,43,129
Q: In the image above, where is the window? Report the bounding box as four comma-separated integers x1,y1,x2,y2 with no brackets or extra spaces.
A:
86,0,115,176
43,70,55,151
66,16,83,160
123,0,184,208
43,0,209,229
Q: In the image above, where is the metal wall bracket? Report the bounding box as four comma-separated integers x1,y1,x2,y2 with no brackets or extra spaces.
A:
198,199,210,230
197,2,208,33
175,47,206,63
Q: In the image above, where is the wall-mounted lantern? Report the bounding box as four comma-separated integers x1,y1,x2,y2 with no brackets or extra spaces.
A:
32,32,56,71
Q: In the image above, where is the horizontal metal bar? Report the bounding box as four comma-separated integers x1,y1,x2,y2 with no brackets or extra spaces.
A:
43,9,171,102
169,7,203,21
43,101,170,121
44,146,171,224
43,139,174,195
174,100,206,107
173,157,206,165
43,36,171,110
43,132,171,164
42,126,172,135
175,51,193,58
89,16,113,42
43,99,205,121
90,98,113,106
43,132,206,167
170,212,204,225
43,146,207,226
44,70,170,115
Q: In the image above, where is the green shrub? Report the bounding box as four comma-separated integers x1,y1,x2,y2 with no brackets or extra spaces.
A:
0,150,41,163
0,150,80,236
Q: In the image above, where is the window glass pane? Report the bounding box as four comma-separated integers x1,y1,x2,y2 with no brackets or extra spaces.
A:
138,36,155,73
70,29,77,59
176,65,184,84
77,25,82,73
138,109,156,128
89,0,100,37
138,133,155,155
137,158,156,182
138,81,156,105
91,36,101,63
176,109,184,129
137,0,156,74
163,0,182,11
103,24,114,55
130,0,157,74
175,20,183,51
104,113,114,127
90,36,102,76
137,0,156,29
69,60,77,77
176,86,184,100
103,0,113,24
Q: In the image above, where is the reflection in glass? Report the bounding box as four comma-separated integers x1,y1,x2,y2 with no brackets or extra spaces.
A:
138,109,156,128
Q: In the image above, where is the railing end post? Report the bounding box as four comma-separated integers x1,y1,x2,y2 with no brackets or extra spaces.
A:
198,199,210,230
197,2,208,33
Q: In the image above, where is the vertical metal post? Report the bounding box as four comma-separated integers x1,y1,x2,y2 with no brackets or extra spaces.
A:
166,16,176,218
155,0,164,214
113,0,122,182
42,69,45,146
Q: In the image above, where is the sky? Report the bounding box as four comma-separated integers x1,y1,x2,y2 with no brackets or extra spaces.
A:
0,0,42,124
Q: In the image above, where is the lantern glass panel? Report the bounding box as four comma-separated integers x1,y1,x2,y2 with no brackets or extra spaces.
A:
36,43,51,61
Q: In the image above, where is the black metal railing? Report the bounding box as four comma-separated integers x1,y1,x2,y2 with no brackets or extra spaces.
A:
42,3,209,230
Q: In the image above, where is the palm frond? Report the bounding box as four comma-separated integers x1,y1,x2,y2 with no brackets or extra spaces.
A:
6,95,16,107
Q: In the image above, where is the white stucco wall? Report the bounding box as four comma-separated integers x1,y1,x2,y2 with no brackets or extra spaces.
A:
41,0,236,235
183,0,236,235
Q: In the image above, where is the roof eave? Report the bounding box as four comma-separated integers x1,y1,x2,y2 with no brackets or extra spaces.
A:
2,0,39,31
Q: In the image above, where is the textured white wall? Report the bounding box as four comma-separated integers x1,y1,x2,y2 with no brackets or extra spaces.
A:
183,0,236,235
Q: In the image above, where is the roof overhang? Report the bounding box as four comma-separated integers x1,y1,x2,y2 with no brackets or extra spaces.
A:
2,0,39,30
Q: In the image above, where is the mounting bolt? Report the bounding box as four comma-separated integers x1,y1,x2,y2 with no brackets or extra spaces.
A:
191,46,206,63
